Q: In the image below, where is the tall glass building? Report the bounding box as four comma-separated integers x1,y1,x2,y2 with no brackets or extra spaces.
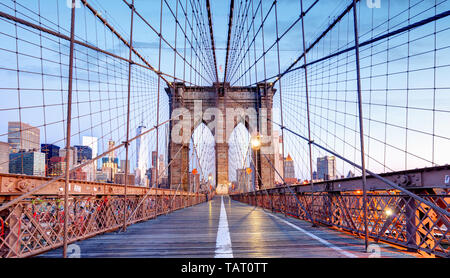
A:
8,122,40,152
9,151,45,176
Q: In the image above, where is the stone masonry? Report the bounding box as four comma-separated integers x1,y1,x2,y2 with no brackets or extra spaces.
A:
165,82,276,192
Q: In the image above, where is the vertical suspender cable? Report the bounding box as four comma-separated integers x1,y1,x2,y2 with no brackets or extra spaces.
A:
63,0,76,258
351,0,369,252
299,0,316,227
156,0,164,188
123,0,135,231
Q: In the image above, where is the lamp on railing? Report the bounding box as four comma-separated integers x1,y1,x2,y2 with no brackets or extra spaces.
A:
250,133,262,150
385,208,394,217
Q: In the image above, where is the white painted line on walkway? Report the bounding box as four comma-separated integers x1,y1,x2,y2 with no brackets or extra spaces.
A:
264,211,359,258
215,196,233,258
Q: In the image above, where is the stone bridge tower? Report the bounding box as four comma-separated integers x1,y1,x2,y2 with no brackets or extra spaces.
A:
165,82,276,193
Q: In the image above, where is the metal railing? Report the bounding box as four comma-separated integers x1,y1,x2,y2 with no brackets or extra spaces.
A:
231,188,449,258
0,188,208,258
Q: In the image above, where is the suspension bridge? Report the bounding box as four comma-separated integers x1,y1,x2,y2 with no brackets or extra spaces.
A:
0,0,449,258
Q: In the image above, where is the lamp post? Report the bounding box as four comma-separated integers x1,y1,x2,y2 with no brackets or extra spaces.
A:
251,133,262,205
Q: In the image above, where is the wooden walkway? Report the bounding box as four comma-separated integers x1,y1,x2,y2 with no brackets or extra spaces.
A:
39,196,417,258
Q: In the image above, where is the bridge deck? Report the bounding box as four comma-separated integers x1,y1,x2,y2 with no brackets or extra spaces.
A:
39,196,417,258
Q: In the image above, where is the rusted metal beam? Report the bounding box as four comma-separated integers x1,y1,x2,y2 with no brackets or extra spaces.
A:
0,173,201,198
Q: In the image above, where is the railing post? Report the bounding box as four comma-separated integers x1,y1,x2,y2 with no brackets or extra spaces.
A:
123,0,135,232
63,0,76,258
405,197,419,250
352,0,369,252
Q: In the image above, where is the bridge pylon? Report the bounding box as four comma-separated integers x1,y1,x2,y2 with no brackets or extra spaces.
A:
166,82,277,192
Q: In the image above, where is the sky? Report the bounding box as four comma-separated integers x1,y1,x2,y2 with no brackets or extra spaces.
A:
0,0,449,183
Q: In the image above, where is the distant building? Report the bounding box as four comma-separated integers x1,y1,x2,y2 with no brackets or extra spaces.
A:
70,167,87,181
59,147,78,169
284,154,297,184
114,172,136,185
347,170,355,178
272,130,284,184
148,167,157,187
48,156,65,176
146,168,152,185
74,145,92,163
136,125,149,186
158,154,166,179
101,140,118,182
0,142,10,174
82,136,98,169
41,144,60,175
9,151,45,176
136,124,147,168
96,171,108,183
236,168,252,192
151,151,158,168
189,172,200,192
317,156,336,181
159,177,169,189
81,162,96,182
8,122,40,152
120,159,130,173
145,153,166,188
101,157,119,182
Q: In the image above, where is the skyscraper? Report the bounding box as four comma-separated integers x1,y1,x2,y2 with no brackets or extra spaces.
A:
120,159,130,173
82,136,98,168
101,140,119,182
48,156,65,177
74,145,92,163
9,151,45,176
41,144,60,175
317,156,336,181
0,142,10,174
272,130,284,184
284,154,296,184
8,122,40,152
59,147,78,169
136,123,146,168
135,124,149,186
158,154,166,182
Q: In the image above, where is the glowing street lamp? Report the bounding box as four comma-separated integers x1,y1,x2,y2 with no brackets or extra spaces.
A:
251,133,262,150
385,208,394,217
